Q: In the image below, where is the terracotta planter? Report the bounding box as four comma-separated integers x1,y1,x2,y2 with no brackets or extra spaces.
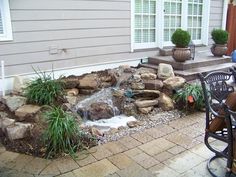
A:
211,44,228,57
172,47,191,62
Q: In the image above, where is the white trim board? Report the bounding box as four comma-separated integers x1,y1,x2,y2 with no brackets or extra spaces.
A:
0,58,142,95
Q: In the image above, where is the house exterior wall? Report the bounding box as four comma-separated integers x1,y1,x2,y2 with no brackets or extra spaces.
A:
208,0,224,44
0,0,225,77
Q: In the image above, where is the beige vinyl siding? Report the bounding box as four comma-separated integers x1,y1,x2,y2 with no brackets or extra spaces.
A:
208,0,224,44
0,0,157,76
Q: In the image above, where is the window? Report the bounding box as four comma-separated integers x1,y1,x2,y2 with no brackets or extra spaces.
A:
132,0,209,49
134,0,157,49
0,0,12,41
187,0,203,43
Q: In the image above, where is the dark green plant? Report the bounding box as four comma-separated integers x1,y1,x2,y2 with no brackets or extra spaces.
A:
43,106,80,158
211,29,229,44
24,69,64,105
171,29,191,48
173,83,204,111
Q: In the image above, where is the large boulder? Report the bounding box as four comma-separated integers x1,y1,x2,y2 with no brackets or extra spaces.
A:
88,102,114,120
15,104,41,122
0,117,15,132
4,96,27,112
163,76,186,90
158,63,175,79
12,75,29,94
6,122,33,141
158,93,174,111
143,80,163,90
78,74,99,89
135,99,158,108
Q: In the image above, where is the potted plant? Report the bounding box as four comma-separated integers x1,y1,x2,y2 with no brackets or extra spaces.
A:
211,29,229,57
171,29,191,62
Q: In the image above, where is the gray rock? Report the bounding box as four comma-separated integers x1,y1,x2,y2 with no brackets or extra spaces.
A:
65,96,78,105
90,127,104,136
135,99,159,108
127,121,141,128
132,74,142,82
158,63,175,79
1,118,15,132
131,82,145,90
88,102,114,120
158,93,174,111
6,122,33,141
4,96,27,112
143,80,163,90
123,103,137,116
163,76,186,90
15,104,41,122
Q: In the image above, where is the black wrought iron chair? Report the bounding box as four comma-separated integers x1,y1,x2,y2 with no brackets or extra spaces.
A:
199,71,235,177
224,103,236,177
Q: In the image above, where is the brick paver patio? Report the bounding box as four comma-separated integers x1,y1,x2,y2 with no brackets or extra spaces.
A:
0,112,228,177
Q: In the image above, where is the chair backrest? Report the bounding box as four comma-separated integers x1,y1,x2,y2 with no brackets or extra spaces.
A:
199,71,234,106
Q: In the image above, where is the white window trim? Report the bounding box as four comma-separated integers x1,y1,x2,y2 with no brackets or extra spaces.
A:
0,0,13,41
131,0,210,50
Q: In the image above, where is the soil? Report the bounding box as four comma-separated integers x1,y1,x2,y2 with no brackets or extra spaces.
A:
0,103,97,159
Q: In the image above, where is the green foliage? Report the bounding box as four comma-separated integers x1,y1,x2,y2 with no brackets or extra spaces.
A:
173,83,204,111
171,29,191,48
43,106,80,158
24,69,64,105
211,29,228,44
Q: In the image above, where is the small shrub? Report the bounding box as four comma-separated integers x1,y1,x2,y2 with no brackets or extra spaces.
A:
173,83,204,111
43,106,80,158
211,29,228,44
171,29,191,48
24,69,64,105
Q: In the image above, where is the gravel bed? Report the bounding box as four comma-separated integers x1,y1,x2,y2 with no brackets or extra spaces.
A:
98,108,186,144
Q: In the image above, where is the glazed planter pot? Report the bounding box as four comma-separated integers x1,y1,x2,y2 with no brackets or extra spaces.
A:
211,44,227,57
172,47,191,62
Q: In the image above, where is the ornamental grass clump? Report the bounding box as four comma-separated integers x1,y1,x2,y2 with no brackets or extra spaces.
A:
43,106,80,158
24,69,64,105
173,83,204,112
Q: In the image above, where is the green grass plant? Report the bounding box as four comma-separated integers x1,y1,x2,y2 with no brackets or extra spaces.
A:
24,68,64,105
173,83,204,111
43,106,80,158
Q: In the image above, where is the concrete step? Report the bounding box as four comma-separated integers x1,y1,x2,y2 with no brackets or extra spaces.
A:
174,63,236,81
148,55,231,70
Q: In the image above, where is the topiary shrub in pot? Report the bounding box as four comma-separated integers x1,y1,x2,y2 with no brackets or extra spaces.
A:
171,29,191,62
211,29,228,57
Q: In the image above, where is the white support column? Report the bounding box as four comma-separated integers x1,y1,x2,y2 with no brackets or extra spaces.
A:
130,0,134,52
222,0,229,30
